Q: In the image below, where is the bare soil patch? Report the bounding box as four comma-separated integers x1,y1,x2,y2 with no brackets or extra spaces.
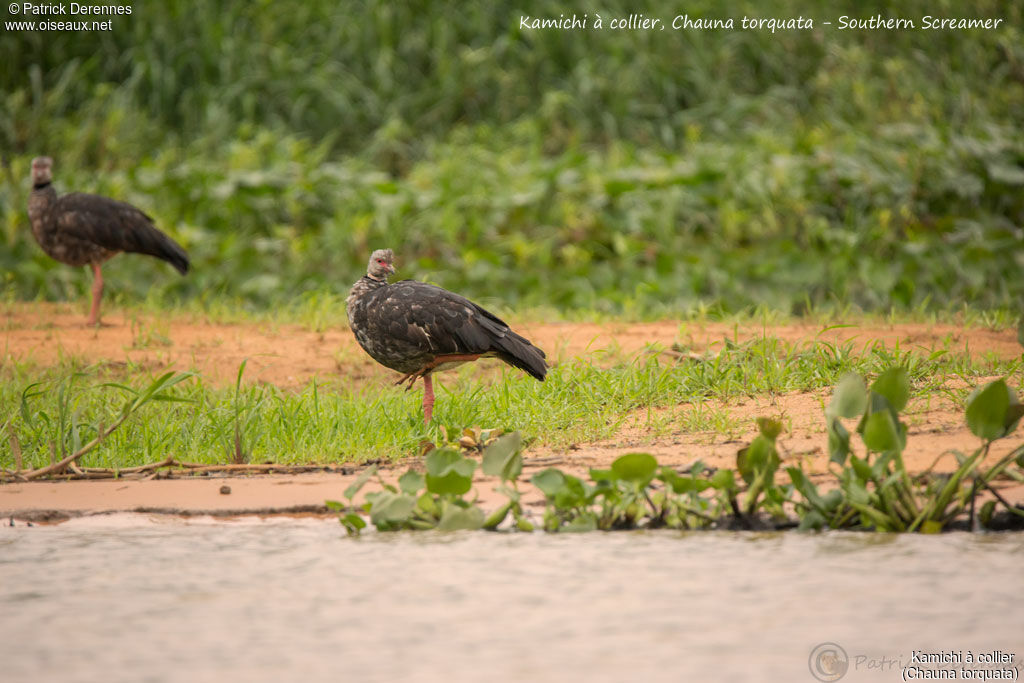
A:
4,303,1021,388
2,303,1022,519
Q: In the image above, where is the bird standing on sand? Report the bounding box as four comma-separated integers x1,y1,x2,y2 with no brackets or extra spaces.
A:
27,156,190,325
346,249,547,423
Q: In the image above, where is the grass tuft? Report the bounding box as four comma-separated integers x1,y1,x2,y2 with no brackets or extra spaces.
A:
2,336,1020,470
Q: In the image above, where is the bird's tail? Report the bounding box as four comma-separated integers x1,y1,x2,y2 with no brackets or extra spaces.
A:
469,302,548,381
126,223,190,275
495,332,547,381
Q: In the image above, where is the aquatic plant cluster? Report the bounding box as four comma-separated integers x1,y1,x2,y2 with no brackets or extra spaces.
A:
332,371,1024,534
2,0,1023,315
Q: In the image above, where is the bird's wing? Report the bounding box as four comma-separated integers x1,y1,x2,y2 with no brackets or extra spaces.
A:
53,193,190,274
378,281,547,379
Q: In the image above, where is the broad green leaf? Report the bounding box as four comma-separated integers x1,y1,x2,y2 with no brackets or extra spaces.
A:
845,478,871,505
1006,404,1024,436
481,432,523,481
657,468,684,490
437,505,485,531
965,380,1015,441
554,474,591,508
797,510,827,531
849,454,873,482
737,436,776,484
756,417,783,441
876,454,904,482
611,452,658,485
398,469,425,495
369,491,416,526
979,500,996,527
516,518,535,532
786,467,826,510
482,501,514,530
343,465,378,501
417,492,438,516
425,449,476,495
858,393,894,434
425,448,461,476
407,519,437,531
736,446,752,483
709,468,736,491
871,368,910,413
562,513,598,533
531,468,566,497
828,373,868,419
862,410,902,452
340,513,366,535
658,468,711,494
822,489,844,513
828,418,851,466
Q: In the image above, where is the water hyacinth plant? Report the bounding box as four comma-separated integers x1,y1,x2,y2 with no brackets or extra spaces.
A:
790,371,1024,532
331,372,1024,535
326,432,532,535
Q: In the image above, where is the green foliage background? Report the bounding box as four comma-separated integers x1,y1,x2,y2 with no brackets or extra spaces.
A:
1,0,1022,316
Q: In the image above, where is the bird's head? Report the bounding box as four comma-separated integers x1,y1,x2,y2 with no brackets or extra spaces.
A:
367,248,396,281
30,156,53,186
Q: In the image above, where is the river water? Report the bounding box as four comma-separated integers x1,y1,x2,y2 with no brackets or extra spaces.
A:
1,515,1021,683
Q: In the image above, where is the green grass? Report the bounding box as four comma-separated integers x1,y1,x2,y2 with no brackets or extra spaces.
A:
3,335,1021,472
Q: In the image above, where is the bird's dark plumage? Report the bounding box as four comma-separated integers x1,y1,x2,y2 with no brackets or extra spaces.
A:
26,156,189,324
35,192,189,274
347,248,546,422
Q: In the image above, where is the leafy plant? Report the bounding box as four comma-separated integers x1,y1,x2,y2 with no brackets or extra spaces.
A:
788,371,1024,532
329,439,534,534
479,432,534,531
4,0,1024,317
730,417,790,523
329,371,1023,535
533,452,732,532
325,465,376,536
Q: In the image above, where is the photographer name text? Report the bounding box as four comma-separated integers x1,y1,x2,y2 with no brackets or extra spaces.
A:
11,3,130,15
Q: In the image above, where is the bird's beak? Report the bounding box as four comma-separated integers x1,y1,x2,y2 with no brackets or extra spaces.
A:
386,264,396,275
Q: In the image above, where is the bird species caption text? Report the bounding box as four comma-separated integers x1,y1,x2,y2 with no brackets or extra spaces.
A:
518,13,1005,33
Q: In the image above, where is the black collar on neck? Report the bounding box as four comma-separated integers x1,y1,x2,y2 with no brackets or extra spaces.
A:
33,181,52,190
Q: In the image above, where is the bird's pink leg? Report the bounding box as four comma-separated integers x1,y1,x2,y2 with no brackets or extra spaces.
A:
87,262,104,326
422,374,435,424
